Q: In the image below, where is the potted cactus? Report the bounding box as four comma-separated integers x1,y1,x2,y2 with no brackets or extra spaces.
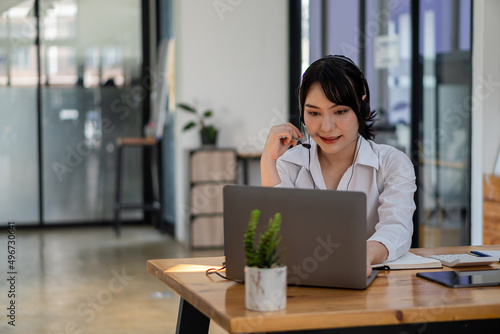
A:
243,209,287,311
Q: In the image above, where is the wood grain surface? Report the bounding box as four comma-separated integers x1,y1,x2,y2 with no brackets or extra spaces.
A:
147,245,500,333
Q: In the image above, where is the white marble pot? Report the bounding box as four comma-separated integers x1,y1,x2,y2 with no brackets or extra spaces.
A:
244,265,287,311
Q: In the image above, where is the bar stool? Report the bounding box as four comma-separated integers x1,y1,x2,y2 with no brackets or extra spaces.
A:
114,137,161,236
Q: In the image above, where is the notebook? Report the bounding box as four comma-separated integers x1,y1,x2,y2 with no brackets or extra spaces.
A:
223,185,378,289
372,252,442,270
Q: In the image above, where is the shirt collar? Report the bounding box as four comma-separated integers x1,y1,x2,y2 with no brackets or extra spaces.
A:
355,136,379,171
279,140,326,189
278,141,312,168
279,135,379,171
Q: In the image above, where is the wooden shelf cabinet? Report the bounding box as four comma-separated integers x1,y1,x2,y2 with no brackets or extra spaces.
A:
189,148,237,248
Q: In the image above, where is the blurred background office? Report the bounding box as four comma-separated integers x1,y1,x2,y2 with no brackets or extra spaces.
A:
2,0,499,247
0,0,500,332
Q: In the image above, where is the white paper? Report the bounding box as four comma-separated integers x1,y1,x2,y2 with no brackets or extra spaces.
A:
374,35,400,69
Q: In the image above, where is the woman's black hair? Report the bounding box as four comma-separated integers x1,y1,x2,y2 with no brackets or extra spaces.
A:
299,55,377,140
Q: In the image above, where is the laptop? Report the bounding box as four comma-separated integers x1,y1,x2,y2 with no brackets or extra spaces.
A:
223,185,378,289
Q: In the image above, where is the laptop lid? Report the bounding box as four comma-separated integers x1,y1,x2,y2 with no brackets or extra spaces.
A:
223,185,377,289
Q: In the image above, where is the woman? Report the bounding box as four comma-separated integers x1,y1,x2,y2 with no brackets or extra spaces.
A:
261,55,416,277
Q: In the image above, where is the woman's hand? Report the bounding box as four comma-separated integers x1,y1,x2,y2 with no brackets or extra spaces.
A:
260,123,303,187
262,123,304,161
366,241,389,277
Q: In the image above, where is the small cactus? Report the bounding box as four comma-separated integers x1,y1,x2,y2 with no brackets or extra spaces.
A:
243,209,283,268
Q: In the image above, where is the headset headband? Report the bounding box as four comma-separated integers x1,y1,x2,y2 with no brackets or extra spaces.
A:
325,55,370,102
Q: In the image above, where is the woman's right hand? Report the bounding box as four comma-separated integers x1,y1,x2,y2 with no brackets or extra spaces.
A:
262,123,304,162
261,123,303,187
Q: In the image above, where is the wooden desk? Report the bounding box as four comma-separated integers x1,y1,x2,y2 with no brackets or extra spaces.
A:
147,246,500,333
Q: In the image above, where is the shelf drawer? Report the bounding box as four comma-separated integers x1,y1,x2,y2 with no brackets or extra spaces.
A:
191,149,237,182
191,183,229,215
191,216,224,248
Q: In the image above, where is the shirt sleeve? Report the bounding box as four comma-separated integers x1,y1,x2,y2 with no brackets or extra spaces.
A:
274,158,296,188
367,151,417,262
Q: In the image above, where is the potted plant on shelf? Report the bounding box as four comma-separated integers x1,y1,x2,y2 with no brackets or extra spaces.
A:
177,102,218,146
243,209,287,311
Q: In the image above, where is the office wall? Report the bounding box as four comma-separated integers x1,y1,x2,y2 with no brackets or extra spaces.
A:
475,0,500,175
471,0,500,244
172,0,289,242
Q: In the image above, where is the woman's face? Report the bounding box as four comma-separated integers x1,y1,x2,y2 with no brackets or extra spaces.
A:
303,82,359,158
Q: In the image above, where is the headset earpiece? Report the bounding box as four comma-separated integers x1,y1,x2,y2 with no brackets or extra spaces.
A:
361,98,370,120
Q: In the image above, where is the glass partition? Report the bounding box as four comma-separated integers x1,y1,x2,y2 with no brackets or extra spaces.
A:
0,0,39,225
301,0,472,247
40,0,143,223
0,0,144,225
364,0,412,155
418,0,471,247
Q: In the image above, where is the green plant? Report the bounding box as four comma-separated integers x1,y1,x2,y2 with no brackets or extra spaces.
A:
244,209,283,268
177,102,218,144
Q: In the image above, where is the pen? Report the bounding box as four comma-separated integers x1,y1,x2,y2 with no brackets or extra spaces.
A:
470,250,491,257
372,265,390,270
280,136,301,141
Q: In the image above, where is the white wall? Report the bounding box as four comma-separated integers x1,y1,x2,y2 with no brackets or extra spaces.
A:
471,0,500,244
172,0,289,242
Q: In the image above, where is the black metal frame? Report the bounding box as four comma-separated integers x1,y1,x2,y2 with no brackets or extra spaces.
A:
141,0,155,225
410,0,422,248
358,0,366,72
176,298,210,334
466,0,474,245
155,0,175,235
289,0,302,128
35,0,44,225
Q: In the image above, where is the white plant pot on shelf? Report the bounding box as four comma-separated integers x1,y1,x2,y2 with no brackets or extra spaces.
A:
244,265,287,311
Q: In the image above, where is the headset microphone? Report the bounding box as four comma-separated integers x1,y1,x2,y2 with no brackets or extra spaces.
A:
299,141,311,149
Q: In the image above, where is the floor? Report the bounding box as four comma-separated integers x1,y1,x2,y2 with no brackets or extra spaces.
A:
0,225,228,334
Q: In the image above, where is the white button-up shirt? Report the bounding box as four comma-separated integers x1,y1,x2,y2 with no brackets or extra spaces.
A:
275,136,416,262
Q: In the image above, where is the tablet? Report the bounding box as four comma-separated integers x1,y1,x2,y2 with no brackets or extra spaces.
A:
417,269,500,288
